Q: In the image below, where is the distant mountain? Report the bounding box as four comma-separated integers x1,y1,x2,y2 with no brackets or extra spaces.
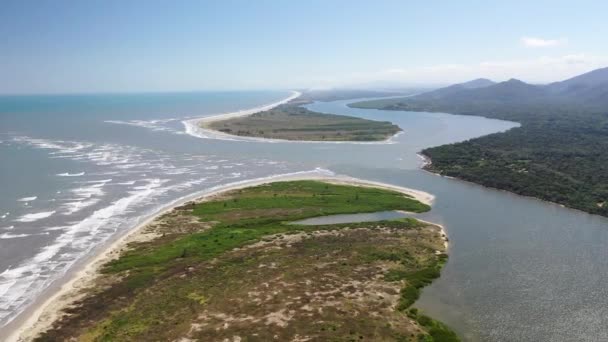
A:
460,78,496,89
414,67,608,108
546,67,608,104
416,77,545,104
548,66,608,91
348,66,608,218
415,78,495,100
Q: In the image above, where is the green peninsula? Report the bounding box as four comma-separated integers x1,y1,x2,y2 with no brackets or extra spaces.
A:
36,180,457,342
206,101,401,142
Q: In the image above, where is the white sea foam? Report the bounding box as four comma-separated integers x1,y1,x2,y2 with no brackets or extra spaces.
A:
84,179,113,184
0,233,48,239
2,226,14,230
117,181,136,185
70,185,104,199
14,211,56,223
17,197,37,202
56,172,85,177
1,212,10,219
104,118,179,133
0,233,31,239
2,133,305,328
11,136,92,154
61,199,101,215
0,178,170,325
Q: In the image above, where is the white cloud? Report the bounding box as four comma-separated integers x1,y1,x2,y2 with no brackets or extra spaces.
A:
521,36,566,48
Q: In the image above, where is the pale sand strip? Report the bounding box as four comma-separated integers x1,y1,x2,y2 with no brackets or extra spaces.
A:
416,218,450,250
182,91,403,144
182,91,302,142
7,172,435,341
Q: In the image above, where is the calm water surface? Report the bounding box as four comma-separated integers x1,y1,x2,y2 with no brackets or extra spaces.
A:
291,211,411,225
1,92,607,341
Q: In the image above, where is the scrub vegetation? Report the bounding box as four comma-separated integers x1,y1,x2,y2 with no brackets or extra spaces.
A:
35,181,457,341
207,102,401,141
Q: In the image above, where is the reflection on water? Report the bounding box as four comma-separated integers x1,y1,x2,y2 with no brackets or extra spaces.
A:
290,210,412,226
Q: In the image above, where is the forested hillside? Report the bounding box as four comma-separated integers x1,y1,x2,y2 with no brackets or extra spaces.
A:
350,68,608,216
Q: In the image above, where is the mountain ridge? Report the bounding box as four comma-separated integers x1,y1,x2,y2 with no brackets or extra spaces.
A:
347,66,608,217
414,67,608,107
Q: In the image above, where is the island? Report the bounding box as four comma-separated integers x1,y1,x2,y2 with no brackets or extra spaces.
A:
205,100,401,142
27,180,456,342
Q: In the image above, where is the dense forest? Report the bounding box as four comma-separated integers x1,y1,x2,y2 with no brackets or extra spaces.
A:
350,68,608,217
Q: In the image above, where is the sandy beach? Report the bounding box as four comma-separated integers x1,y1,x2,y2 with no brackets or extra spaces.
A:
6,171,437,341
182,90,302,142
182,91,403,145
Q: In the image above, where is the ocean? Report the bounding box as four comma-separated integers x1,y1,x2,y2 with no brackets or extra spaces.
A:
0,91,308,328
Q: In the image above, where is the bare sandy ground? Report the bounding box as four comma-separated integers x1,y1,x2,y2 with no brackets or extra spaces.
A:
7,172,437,341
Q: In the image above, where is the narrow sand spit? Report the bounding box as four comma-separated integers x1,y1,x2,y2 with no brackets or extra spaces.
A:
182,91,301,142
182,91,402,144
7,172,437,341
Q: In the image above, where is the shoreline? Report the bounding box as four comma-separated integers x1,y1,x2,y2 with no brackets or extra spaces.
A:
6,171,437,341
183,91,403,145
420,152,608,220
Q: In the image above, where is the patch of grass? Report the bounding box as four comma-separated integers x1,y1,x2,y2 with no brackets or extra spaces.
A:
408,309,460,342
207,103,401,141
390,265,442,310
105,181,429,274
368,230,456,341
186,292,207,305
36,180,454,342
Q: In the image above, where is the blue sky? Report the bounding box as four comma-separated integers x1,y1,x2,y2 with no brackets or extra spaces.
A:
1,0,608,93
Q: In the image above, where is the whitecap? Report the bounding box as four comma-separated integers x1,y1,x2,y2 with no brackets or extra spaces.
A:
117,180,136,185
14,211,56,222
17,196,37,202
69,179,111,199
0,232,47,239
0,178,170,324
0,233,32,239
61,198,101,215
56,172,85,177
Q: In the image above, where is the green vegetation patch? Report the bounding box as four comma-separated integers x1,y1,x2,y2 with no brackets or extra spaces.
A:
207,103,401,141
408,308,460,342
37,180,457,342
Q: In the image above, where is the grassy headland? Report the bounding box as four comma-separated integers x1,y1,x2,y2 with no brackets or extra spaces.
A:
206,100,401,142
34,180,457,341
